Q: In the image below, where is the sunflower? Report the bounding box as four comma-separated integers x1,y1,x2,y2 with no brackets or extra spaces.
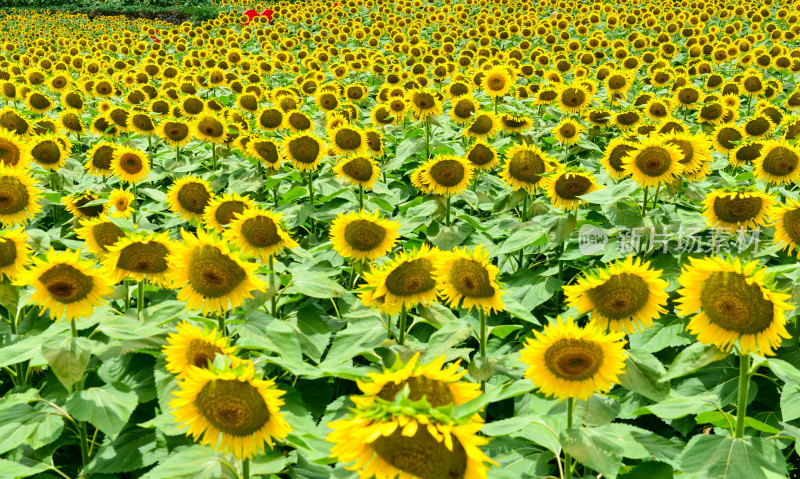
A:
556,84,591,113
163,321,239,378
159,120,192,148
203,193,256,232
330,210,400,262
406,88,443,119
327,405,494,479
179,95,205,118
552,117,584,145
412,155,474,196
170,361,291,459
14,249,113,322
363,128,384,157
192,112,228,145
563,256,669,333
0,227,31,280
224,208,298,262
168,228,266,316
544,168,601,211
58,110,84,135
463,111,497,139
107,189,135,218
676,256,793,355
360,244,441,315
599,137,635,180
753,140,800,186
481,65,514,99
75,216,126,255
245,136,283,171
701,189,776,231
0,166,41,226
621,136,683,188
283,133,326,171
112,146,150,184
0,131,30,169
449,95,479,125
520,317,627,401
664,132,713,177
465,140,499,171
712,126,744,153
604,69,633,94
103,231,174,287
29,134,68,171
499,144,556,192
330,125,368,156
63,191,105,220
771,199,800,257
334,156,380,190
434,244,503,314
167,176,213,222
498,114,531,133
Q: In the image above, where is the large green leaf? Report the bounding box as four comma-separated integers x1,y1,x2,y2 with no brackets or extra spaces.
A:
0,394,64,454
66,382,139,437
140,446,236,479
0,459,49,479
288,272,348,299
84,428,162,474
661,342,727,382
677,436,786,479
41,336,93,391
619,350,670,401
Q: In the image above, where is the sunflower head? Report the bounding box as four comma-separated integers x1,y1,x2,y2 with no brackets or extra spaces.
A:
329,125,368,156
702,189,776,231
224,208,297,263
203,193,255,231
333,156,380,190
103,231,174,287
193,113,228,144
771,199,800,257
557,84,591,113
500,144,556,192
159,120,192,147
283,133,325,171
755,140,800,185
30,134,68,171
360,244,441,315
464,111,497,139
481,65,514,98
163,321,238,378
552,118,584,145
0,131,30,169
406,88,443,118
64,191,104,220
544,168,601,211
0,227,31,280
167,176,213,222
465,140,498,171
112,146,150,184
434,244,504,314
76,216,126,255
330,210,400,262
413,155,474,196
622,136,683,187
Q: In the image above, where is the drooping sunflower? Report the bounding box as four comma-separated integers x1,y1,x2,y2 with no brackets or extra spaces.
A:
481,65,514,99
202,193,256,231
163,321,239,378
676,256,793,355
0,165,42,226
499,144,557,192
170,361,291,459
225,208,298,262
329,125,368,156
167,176,214,222
283,133,326,171
412,155,474,196
112,146,150,184
330,210,400,262
753,140,800,186
434,244,504,314
75,216,126,255
14,249,113,322
406,88,443,119
283,109,314,133
563,256,669,333
103,231,174,288
63,191,105,220
333,156,380,190
599,137,635,180
360,244,441,315
771,199,800,257
84,141,116,177
712,125,744,154
0,227,31,280
621,136,683,188
463,111,497,139
465,140,499,171
498,114,531,134
701,189,776,231
552,117,584,146
544,168,601,211
520,317,627,401
246,136,283,171
167,228,266,316
0,131,30,169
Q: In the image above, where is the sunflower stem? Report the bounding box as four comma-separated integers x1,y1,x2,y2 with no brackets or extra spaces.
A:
651,183,661,211
305,171,316,235
217,314,225,336
69,319,78,338
175,145,180,163
137,282,144,320
424,117,431,161
242,458,249,479
124,281,131,311
78,422,89,469
479,308,487,392
565,397,574,479
640,187,649,217
746,94,753,117
358,184,364,210
735,351,751,438
398,305,408,346
445,195,451,226
270,255,278,317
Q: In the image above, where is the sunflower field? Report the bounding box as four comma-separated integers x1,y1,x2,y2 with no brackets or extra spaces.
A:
4,0,800,477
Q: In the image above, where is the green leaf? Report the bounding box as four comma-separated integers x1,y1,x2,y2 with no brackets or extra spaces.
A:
579,180,638,205
0,398,64,454
619,350,670,401
140,446,236,479
288,272,347,299
492,222,548,256
481,414,563,454
634,391,718,420
575,394,620,426
661,342,727,382
0,459,49,479
678,436,786,479
424,318,471,360
41,336,93,391
84,428,162,474
766,358,800,387
66,383,138,437
454,380,536,419
0,278,18,312
781,384,800,422
628,316,692,353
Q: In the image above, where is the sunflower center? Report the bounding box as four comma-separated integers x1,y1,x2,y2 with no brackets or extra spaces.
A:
607,144,634,172
666,139,695,166
91,222,125,252
377,375,455,406
288,136,321,164
365,131,382,153
241,216,281,247
743,77,762,92
487,74,506,91
700,104,723,120
700,271,774,334
469,114,492,135
31,140,60,165
177,183,211,214
509,150,545,184
468,144,494,167
73,196,103,218
117,241,169,274
288,113,310,130
429,160,466,187
132,115,154,131
385,258,436,297
544,338,604,380
371,426,467,479
587,273,650,319
188,245,247,298
164,122,190,141
782,208,800,245
449,258,495,299
341,157,374,182
762,146,799,177
713,195,763,223
39,264,94,304
413,92,435,110
29,93,51,110
198,117,224,138
745,117,770,137
0,238,17,267
558,123,577,138
608,75,626,90
453,99,475,119
119,153,143,174
562,88,585,106
185,339,221,369
0,139,20,166
183,98,204,115
0,176,30,215
635,147,672,176
554,174,592,199
334,129,362,150
343,219,386,251
717,128,743,150
215,201,247,227
195,379,270,436
450,83,469,96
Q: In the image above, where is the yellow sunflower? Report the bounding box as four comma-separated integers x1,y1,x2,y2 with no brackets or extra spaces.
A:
159,120,192,148
0,227,31,280
434,244,504,314
412,155,474,196
599,137,635,180
676,256,793,355
556,84,591,113
520,317,627,401
108,189,135,218
63,191,105,220
664,132,713,178
0,131,30,169
702,189,776,231
464,140,499,171
450,95,479,125
29,134,68,171
753,140,800,186
163,321,239,379
360,244,441,315
499,144,557,192
167,228,266,316
333,156,380,190
14,249,113,322
170,361,291,459
552,117,584,146
202,192,256,231
112,146,150,184
192,112,228,145
481,65,514,99
167,176,213,222
329,125,368,157
406,88,443,119
544,168,601,211
84,141,116,177
283,133,326,171
621,136,683,187
771,199,800,257
75,216,126,255
463,111,497,139
0,166,41,226
330,210,400,262
224,208,298,262
246,136,283,171
103,231,174,288
563,256,669,333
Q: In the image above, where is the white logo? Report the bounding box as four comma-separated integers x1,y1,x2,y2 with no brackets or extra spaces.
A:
578,225,608,255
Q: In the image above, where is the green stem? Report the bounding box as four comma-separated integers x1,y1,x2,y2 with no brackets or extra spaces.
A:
398,305,408,346
479,308,487,391
565,398,574,479
211,144,217,170
746,94,753,117
70,319,78,338
137,282,144,320
306,171,315,235
521,194,528,222
175,145,180,163
70,318,90,467
270,255,278,317
651,183,661,211
640,187,649,217
735,352,751,438
242,458,249,479
358,184,364,210
445,195,451,226
424,117,431,160
217,314,225,336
